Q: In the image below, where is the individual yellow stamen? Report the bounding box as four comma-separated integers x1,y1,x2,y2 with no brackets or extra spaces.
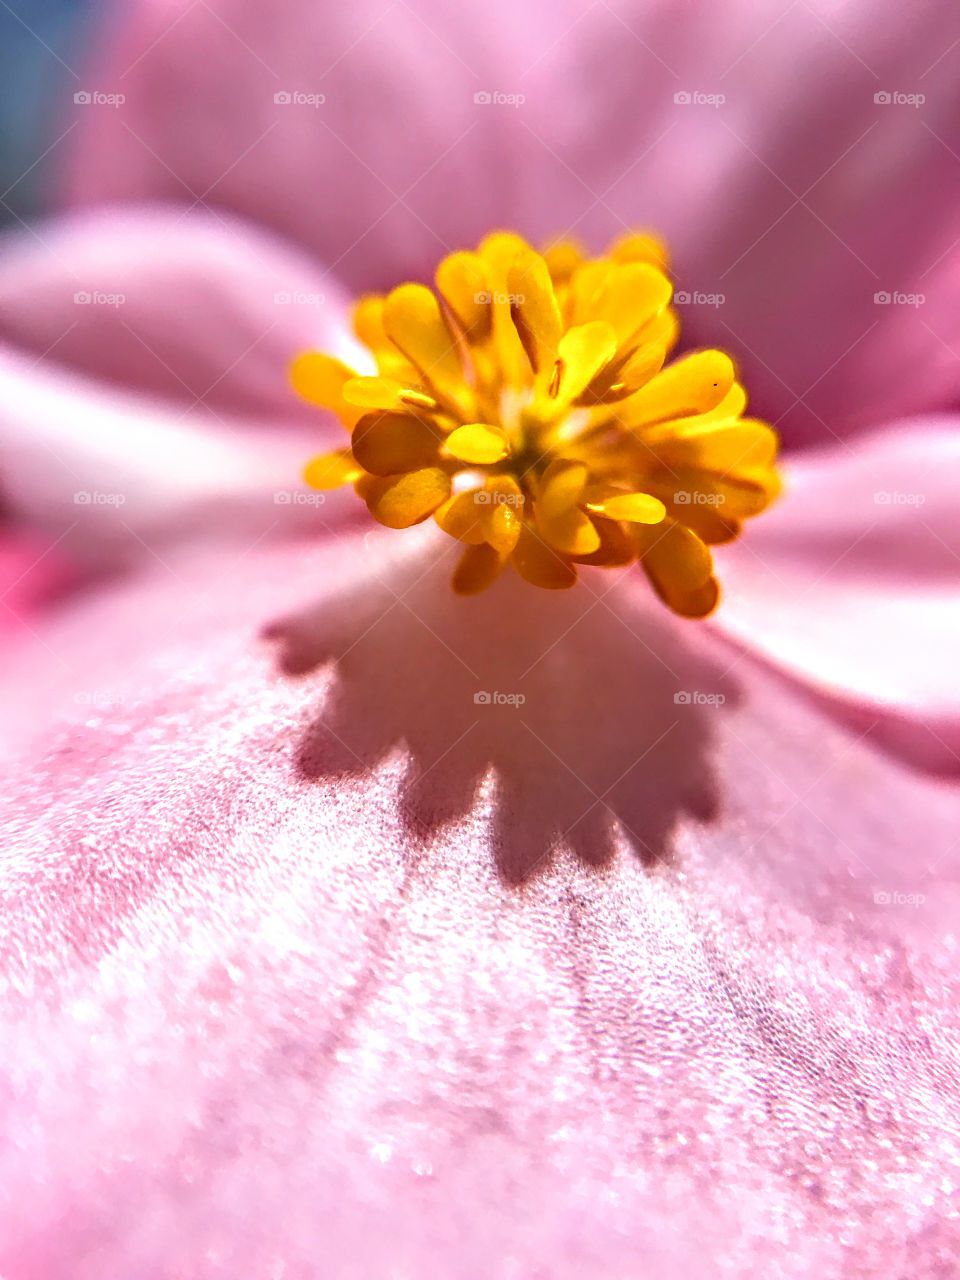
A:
342,376,440,416
435,251,493,341
606,332,670,392
587,492,667,524
614,350,736,427
359,467,451,529
382,284,476,420
351,411,442,476
452,542,504,596
295,230,782,616
608,231,671,271
579,263,672,352
507,252,563,373
302,449,361,490
534,460,601,557
513,521,578,590
541,237,584,285
435,491,489,544
290,352,366,428
444,423,510,465
550,322,618,406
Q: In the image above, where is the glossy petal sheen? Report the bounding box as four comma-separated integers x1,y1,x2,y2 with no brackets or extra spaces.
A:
0,532,958,1278
0,344,358,573
715,418,960,773
0,207,355,420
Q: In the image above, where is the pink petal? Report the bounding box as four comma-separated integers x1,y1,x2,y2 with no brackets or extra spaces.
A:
65,0,960,445
0,342,357,572
714,418,960,773
0,532,74,638
66,0,523,291
1,532,958,1276
0,206,353,420
517,0,960,447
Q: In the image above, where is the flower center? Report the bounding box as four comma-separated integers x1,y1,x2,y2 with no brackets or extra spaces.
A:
293,231,781,615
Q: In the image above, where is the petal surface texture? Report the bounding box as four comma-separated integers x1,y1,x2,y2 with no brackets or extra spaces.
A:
715,419,960,773
1,531,958,1278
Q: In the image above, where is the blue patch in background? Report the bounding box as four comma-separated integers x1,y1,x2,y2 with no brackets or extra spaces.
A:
0,0,97,224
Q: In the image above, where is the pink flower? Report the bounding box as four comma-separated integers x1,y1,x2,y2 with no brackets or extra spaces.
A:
0,2,959,1276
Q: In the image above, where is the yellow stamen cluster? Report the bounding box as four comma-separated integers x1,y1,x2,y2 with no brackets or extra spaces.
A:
294,231,780,616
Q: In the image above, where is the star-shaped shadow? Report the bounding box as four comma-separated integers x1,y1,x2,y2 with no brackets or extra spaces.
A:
266,544,738,884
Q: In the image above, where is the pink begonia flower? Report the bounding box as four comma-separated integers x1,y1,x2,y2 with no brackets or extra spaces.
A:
0,1,958,1276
